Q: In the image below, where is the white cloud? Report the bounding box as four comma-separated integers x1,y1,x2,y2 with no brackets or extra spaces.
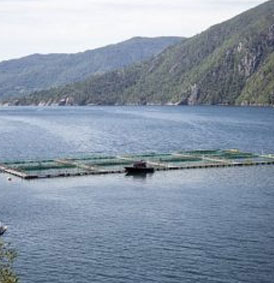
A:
0,0,267,61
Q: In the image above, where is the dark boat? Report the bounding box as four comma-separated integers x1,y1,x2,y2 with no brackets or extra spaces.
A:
0,223,7,236
125,161,155,174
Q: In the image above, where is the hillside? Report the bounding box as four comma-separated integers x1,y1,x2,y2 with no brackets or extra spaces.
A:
0,36,182,98
2,0,274,106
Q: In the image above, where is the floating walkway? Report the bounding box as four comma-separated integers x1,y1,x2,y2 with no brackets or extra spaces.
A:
0,149,274,180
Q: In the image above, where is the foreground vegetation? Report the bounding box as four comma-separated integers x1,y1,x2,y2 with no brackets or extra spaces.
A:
0,240,18,283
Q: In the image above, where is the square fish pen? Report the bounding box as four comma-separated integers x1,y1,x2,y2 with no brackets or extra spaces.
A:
0,160,85,179
63,155,134,173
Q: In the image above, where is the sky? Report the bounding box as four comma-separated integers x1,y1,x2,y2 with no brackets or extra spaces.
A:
0,0,267,61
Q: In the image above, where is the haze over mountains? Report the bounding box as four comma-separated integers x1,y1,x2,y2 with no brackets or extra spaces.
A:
0,37,182,98
1,0,274,106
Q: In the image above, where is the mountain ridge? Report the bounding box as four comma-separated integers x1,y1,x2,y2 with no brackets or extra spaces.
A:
0,36,182,98
2,0,274,106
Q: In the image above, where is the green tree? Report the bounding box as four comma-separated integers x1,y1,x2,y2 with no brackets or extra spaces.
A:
0,239,18,283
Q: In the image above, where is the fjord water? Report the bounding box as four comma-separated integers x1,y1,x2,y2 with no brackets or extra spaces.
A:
0,106,274,283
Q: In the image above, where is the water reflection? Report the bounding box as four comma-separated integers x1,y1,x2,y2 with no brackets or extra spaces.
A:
125,172,154,180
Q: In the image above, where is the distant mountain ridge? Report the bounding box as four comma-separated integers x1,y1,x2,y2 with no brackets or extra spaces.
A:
2,0,274,106
0,36,182,98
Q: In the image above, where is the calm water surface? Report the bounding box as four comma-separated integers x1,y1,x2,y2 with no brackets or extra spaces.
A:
0,106,274,282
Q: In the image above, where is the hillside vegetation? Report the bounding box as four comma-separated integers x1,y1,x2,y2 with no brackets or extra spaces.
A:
2,0,274,106
0,37,182,98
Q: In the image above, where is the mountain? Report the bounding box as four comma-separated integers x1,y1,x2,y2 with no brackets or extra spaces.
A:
2,0,274,106
0,36,182,98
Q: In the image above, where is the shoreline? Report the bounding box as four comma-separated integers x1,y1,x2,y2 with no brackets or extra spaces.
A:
0,103,273,108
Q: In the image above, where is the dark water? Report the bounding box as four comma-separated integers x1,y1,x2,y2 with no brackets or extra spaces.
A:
0,106,274,282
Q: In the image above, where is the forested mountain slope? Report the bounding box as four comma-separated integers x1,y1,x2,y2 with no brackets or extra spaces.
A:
2,0,274,106
0,36,182,98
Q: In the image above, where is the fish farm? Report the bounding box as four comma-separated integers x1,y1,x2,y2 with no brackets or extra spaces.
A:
1,149,274,180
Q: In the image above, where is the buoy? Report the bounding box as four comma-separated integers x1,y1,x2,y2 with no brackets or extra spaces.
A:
7,177,12,181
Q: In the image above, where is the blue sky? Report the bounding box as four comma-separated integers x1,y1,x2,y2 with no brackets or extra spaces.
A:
0,0,266,61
